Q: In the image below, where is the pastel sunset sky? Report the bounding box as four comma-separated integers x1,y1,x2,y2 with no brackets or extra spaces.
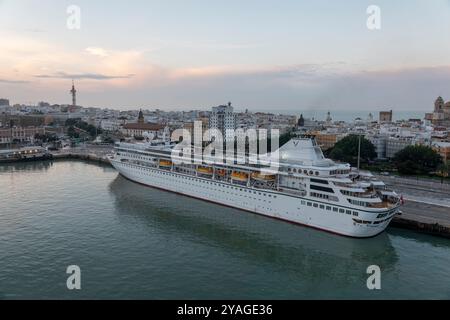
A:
1,0,450,111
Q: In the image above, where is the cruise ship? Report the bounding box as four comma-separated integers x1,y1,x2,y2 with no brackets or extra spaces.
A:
109,137,402,238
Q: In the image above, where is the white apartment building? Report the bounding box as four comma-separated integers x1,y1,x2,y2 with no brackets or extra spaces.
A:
209,103,236,142
100,119,122,132
386,137,413,159
367,134,388,160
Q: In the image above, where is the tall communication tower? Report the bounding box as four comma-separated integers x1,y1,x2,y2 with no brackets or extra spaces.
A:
70,80,77,107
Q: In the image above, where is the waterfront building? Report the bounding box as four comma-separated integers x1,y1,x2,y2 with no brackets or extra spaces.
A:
209,103,236,142
431,127,448,139
386,137,413,159
122,110,166,139
183,122,194,138
312,132,344,150
432,141,450,163
425,96,450,128
379,110,393,123
0,98,10,106
0,126,46,146
100,119,122,132
367,134,388,160
194,117,209,141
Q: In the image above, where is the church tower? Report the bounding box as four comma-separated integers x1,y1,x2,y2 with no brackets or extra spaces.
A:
326,111,332,123
297,114,305,127
435,96,444,112
138,109,144,124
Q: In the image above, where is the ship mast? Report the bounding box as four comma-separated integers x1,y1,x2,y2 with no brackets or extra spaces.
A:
357,134,361,172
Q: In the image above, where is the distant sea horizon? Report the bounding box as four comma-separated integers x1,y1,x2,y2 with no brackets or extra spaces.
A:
99,105,427,122
235,108,426,122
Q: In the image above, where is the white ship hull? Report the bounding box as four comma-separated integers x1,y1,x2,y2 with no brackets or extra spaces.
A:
111,159,397,238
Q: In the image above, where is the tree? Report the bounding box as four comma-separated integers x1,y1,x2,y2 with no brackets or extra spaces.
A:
34,133,58,143
328,135,377,166
437,162,449,183
67,126,80,139
65,119,102,139
267,131,292,151
65,118,81,127
393,145,442,175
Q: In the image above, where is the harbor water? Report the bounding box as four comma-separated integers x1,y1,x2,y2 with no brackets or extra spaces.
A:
1,161,449,299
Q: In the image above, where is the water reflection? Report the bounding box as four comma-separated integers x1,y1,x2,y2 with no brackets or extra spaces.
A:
0,160,53,173
0,160,113,175
109,175,399,285
387,227,450,249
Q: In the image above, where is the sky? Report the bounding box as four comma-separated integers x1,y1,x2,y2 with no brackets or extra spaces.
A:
0,0,450,113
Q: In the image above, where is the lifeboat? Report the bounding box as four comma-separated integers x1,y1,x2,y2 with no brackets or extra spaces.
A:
231,171,249,182
197,166,213,175
159,159,173,168
216,169,226,177
251,172,276,182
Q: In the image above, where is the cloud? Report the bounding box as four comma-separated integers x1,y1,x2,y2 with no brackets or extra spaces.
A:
167,62,348,81
85,47,109,57
120,64,450,111
34,72,134,80
0,78,29,84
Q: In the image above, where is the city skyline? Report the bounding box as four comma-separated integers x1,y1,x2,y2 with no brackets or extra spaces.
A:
1,0,450,110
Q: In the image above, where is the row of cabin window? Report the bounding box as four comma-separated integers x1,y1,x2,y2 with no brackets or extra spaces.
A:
347,199,371,208
287,168,320,176
310,192,339,202
301,200,359,216
330,169,351,175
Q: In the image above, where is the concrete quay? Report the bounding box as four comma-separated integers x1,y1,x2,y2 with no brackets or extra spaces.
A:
379,174,450,238
391,201,450,239
50,145,113,166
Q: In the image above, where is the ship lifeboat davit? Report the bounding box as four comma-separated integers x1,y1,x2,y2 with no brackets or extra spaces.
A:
251,172,276,182
231,171,249,182
197,166,213,175
159,159,173,168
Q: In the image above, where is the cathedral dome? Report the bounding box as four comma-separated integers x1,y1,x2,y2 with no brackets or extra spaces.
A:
444,101,450,109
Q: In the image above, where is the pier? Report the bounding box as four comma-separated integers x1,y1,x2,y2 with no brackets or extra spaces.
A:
392,201,450,238
50,145,113,166
381,176,450,239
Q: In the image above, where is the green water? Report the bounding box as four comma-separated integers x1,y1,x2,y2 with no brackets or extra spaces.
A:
0,161,449,299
